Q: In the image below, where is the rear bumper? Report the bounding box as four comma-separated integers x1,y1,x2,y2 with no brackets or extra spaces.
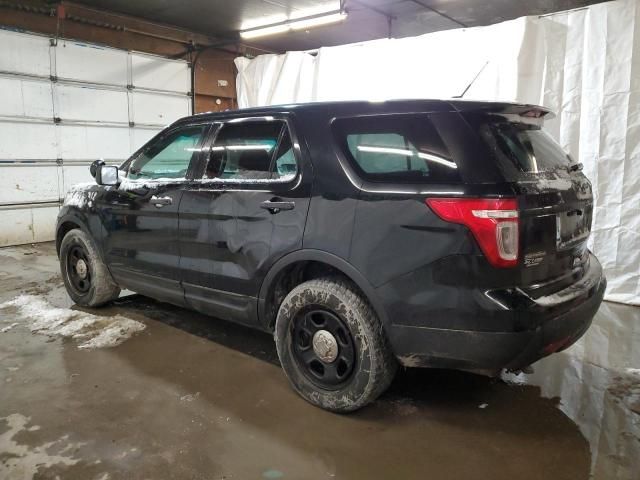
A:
385,253,606,373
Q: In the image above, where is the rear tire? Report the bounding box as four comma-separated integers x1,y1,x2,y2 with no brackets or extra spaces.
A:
59,229,120,307
275,276,397,412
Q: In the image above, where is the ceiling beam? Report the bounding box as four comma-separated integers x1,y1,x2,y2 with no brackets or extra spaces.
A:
408,0,468,28
347,0,396,21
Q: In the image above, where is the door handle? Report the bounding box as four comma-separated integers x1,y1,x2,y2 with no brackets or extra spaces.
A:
260,199,295,214
150,195,173,207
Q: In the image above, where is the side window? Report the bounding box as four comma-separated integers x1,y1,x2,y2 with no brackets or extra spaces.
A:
128,125,206,180
205,121,298,181
334,114,460,183
346,133,428,174
273,127,297,179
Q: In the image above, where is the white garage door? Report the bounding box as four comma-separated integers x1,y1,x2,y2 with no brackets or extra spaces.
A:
0,29,192,247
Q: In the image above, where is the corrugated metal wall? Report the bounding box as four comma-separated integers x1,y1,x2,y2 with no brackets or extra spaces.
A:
0,28,192,246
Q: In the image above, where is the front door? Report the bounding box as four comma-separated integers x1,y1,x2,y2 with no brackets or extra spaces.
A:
179,117,311,326
100,123,209,306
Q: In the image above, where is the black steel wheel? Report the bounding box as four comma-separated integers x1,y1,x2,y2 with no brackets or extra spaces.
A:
66,244,92,294
291,308,356,389
59,229,120,307
275,276,397,412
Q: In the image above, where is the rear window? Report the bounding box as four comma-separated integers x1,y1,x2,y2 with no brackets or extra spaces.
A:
333,114,460,183
466,114,572,173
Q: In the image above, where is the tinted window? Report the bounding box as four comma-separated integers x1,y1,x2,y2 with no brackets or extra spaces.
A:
128,125,206,180
333,115,459,183
205,121,298,181
273,129,297,179
466,114,572,173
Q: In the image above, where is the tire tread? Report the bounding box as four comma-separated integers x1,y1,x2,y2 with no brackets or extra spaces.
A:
275,275,397,412
60,229,120,307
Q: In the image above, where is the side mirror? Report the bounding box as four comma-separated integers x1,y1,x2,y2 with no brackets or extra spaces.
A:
96,165,120,186
90,159,105,178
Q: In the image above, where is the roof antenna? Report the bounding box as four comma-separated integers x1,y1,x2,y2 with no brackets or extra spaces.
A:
453,61,489,99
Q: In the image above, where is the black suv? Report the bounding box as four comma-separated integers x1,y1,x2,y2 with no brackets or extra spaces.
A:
56,100,606,412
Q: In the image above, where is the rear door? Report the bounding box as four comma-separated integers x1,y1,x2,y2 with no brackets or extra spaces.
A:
463,112,594,295
101,122,209,305
179,116,311,326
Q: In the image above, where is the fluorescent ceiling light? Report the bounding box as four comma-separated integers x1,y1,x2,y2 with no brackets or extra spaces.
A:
290,13,347,31
417,152,458,169
241,24,290,40
289,2,341,19
241,14,287,31
357,145,458,169
357,146,413,156
226,144,274,151
240,5,347,40
211,145,273,151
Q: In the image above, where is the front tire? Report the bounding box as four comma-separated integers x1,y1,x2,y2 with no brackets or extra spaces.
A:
275,276,397,412
59,229,120,307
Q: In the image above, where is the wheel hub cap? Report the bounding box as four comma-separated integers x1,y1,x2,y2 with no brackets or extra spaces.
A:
312,329,339,363
76,259,88,279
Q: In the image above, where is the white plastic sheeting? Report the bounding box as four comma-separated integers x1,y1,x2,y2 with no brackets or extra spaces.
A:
541,1,640,306
235,0,640,305
235,17,547,106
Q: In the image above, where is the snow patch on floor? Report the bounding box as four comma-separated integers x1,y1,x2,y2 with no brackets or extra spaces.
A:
500,371,528,385
0,294,145,349
0,322,19,333
0,413,82,478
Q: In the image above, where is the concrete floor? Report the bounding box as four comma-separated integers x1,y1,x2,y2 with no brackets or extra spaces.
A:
0,243,638,480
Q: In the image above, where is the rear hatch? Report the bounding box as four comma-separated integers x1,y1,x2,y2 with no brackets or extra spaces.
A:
462,109,594,297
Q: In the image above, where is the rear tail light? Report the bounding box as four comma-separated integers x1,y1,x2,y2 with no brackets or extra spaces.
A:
426,198,519,268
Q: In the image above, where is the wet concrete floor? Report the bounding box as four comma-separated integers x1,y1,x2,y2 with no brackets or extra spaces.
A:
0,242,638,479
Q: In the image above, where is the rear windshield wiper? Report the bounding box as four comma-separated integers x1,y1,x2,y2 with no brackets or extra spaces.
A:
569,162,583,172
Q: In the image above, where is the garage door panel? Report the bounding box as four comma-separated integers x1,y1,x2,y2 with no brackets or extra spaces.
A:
0,164,59,204
0,208,35,247
55,85,129,123
0,122,57,160
62,164,96,195
131,128,162,152
131,53,190,93
0,30,50,77
0,205,59,247
132,92,190,125
0,77,53,119
32,205,59,242
57,125,130,160
56,41,128,86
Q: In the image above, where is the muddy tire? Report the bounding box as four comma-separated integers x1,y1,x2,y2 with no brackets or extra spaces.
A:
59,229,120,307
275,276,397,412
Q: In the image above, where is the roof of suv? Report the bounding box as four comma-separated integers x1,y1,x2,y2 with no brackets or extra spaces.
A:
179,99,553,125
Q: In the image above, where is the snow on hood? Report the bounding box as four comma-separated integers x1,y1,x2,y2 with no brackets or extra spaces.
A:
0,294,145,349
63,187,97,209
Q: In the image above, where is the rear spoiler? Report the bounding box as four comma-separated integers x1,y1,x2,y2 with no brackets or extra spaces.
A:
448,101,555,120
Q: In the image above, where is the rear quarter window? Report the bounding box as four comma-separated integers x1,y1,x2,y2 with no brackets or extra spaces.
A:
333,114,461,183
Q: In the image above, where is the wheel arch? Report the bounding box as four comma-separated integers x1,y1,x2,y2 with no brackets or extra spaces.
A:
258,249,389,332
55,212,91,256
